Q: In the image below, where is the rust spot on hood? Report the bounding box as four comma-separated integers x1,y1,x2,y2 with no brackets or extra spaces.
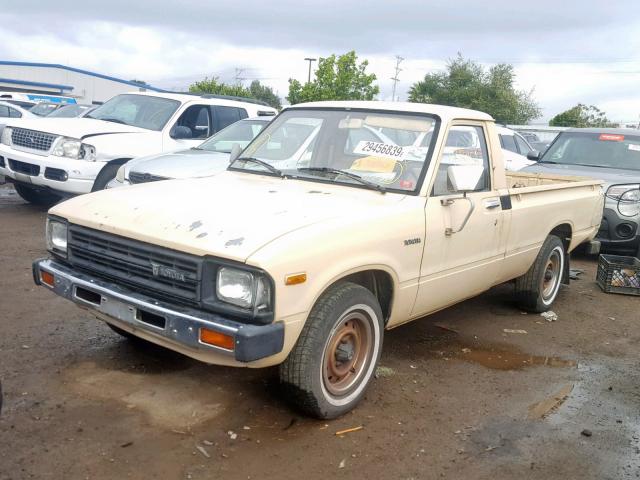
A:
189,220,203,231
225,237,244,247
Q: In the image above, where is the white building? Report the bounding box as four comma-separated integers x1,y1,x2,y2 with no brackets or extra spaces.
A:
0,61,164,105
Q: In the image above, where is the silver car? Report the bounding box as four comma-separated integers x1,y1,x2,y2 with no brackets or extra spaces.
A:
108,117,272,188
523,128,640,256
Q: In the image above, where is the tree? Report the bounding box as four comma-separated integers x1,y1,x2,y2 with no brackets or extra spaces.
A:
408,54,541,124
287,51,379,104
248,80,281,110
549,104,613,127
189,77,251,97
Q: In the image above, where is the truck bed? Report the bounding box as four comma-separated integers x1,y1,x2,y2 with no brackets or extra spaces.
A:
506,171,601,190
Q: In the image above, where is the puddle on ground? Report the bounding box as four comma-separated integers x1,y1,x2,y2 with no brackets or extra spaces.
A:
66,361,232,430
459,348,577,371
419,323,577,371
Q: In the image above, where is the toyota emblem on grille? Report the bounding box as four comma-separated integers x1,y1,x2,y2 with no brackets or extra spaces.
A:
150,262,187,282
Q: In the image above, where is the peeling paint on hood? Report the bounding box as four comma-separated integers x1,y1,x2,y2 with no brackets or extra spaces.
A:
50,171,404,263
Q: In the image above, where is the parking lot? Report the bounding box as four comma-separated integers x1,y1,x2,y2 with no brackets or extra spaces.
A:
0,182,638,480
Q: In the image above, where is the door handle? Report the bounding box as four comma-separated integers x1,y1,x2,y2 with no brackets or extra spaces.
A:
484,198,501,209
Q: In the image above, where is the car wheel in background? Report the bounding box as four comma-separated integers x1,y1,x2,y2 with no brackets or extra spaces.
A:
279,282,384,419
515,235,566,312
14,183,61,208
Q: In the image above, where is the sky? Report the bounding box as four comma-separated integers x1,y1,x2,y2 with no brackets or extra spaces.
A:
0,0,639,124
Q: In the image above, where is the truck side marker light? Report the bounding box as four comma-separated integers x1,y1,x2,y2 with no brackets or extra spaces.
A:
285,273,307,285
199,328,235,351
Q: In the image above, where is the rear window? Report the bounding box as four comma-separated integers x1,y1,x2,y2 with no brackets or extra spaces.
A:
543,132,640,171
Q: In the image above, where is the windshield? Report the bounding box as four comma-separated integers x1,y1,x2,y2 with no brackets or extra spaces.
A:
231,108,439,193
47,104,90,118
198,119,268,153
542,132,640,171
86,94,180,131
30,103,59,116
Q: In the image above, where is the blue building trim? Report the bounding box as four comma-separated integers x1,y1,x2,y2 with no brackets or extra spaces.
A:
0,76,73,92
0,61,165,92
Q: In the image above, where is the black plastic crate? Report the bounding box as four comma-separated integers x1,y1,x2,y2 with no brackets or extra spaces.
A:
596,254,640,296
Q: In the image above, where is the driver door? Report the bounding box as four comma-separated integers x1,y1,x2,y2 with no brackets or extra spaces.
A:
411,123,508,317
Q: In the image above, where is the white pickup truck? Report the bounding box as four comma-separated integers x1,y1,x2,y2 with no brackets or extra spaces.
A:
33,101,603,418
0,92,276,206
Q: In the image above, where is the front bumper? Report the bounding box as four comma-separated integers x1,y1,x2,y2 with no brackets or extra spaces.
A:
596,206,640,253
33,258,285,364
0,144,104,194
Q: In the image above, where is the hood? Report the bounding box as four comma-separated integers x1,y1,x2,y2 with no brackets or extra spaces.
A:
127,148,230,179
522,162,640,188
8,117,147,139
50,171,404,263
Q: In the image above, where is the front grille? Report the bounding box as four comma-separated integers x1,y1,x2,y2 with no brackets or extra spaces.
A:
8,159,40,176
129,171,169,184
11,128,57,151
67,225,201,303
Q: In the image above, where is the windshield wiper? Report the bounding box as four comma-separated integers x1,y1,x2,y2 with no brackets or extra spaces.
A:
99,117,128,125
297,167,386,193
232,157,283,177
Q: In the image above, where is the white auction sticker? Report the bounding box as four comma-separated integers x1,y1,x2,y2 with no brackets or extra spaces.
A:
628,144,640,152
353,140,406,160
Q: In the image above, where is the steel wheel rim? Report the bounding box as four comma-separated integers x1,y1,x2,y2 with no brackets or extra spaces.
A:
322,310,374,397
542,248,561,300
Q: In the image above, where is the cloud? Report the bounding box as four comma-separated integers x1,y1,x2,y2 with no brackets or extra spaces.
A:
0,1,638,122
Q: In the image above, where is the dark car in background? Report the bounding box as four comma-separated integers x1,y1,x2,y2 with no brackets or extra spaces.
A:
523,128,640,256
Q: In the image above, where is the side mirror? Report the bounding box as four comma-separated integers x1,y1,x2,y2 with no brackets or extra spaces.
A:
229,143,242,163
447,165,484,193
527,150,541,161
171,125,192,140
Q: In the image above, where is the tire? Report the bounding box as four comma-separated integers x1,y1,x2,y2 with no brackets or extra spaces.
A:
515,235,566,312
91,163,122,191
279,282,384,419
14,183,61,208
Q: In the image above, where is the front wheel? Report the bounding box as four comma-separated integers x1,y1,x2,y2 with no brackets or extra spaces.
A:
515,234,566,312
279,282,384,419
14,183,61,208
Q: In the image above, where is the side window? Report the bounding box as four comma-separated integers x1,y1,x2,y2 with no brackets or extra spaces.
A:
172,105,211,139
0,105,9,117
515,134,532,155
432,125,491,196
9,107,22,118
499,134,518,153
212,106,248,133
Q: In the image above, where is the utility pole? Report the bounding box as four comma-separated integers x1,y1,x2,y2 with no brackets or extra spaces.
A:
390,55,404,101
304,57,317,83
234,67,247,85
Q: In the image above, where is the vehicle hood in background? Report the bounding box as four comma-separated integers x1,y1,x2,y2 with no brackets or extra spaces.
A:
126,149,230,179
50,171,404,263
6,117,147,139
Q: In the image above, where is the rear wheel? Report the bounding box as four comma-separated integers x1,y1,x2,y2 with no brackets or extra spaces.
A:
14,183,61,208
515,235,566,312
279,282,384,419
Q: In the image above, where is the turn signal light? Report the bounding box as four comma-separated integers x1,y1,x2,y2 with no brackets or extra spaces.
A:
40,270,55,287
199,328,235,351
285,273,307,285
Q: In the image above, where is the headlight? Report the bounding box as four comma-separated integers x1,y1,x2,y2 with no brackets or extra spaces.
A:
1,127,12,145
51,137,96,161
216,267,271,310
46,217,68,256
607,184,640,217
115,164,126,183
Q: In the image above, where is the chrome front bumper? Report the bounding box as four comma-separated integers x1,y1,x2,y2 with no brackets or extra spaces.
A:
33,258,284,363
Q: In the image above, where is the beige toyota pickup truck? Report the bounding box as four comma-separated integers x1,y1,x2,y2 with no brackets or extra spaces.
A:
33,101,604,419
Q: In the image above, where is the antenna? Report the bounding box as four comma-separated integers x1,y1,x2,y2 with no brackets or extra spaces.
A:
391,55,404,101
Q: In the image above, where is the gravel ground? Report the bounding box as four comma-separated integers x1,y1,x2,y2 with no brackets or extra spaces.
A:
1,182,639,480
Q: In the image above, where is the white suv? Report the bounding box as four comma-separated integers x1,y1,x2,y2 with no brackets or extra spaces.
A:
0,92,276,206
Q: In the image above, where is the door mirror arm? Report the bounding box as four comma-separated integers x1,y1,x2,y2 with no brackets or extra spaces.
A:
440,195,475,236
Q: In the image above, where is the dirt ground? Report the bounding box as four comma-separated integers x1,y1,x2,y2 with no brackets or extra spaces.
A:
1,182,639,480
